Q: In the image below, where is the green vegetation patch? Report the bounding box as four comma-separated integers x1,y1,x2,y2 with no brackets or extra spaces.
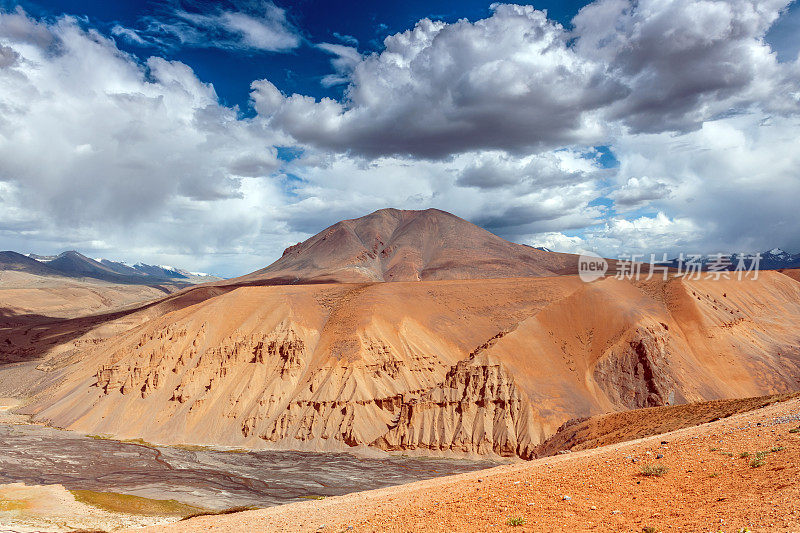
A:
180,506,260,521
69,489,205,517
0,499,28,511
640,464,669,477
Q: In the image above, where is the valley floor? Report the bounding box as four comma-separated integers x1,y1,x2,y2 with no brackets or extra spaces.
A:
131,397,800,533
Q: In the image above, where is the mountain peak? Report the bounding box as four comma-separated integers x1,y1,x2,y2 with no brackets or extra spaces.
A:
767,247,788,257
239,208,576,284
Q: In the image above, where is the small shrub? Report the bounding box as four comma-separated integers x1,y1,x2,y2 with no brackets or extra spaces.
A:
739,452,750,459
180,506,259,521
770,446,784,453
719,451,734,457
789,427,800,434
640,464,669,477
506,517,526,526
708,472,719,478
642,527,659,533
750,458,765,468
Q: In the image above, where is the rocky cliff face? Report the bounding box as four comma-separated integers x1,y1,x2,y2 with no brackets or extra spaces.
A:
24,272,800,459
592,324,685,409
373,352,539,459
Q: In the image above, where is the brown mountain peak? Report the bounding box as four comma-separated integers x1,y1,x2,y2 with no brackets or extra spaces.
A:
238,208,575,284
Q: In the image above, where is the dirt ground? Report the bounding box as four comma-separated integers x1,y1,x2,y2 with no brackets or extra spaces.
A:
132,397,800,533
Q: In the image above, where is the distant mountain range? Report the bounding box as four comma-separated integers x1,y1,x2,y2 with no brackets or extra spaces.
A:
659,248,800,271
0,250,221,285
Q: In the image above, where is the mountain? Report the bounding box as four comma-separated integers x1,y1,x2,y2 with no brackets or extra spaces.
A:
45,251,146,284
659,248,800,271
0,251,71,278
23,270,800,459
237,208,578,284
760,248,800,269
101,259,219,284
97,259,149,278
24,251,222,285
15,208,800,460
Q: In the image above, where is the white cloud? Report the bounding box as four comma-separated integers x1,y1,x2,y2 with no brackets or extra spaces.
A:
256,5,624,158
316,42,362,87
114,1,300,52
524,232,591,255
2,1,800,276
609,113,800,253
0,10,288,275
333,32,358,47
609,176,672,210
455,150,604,190
574,0,797,132
253,0,799,160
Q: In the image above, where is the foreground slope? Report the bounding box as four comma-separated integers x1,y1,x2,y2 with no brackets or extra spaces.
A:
238,208,578,283
135,395,800,532
24,271,800,458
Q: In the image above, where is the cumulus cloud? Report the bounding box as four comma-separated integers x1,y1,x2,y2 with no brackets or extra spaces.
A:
573,0,797,132
272,148,608,246
113,0,300,52
0,10,288,275
609,113,800,253
455,150,603,190
1,0,799,275
256,5,626,158
533,213,701,258
609,176,672,210
316,42,362,87
253,0,798,160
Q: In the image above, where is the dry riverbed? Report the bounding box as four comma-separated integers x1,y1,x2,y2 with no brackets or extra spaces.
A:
0,398,494,532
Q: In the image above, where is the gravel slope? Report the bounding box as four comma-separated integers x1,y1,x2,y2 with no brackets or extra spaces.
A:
130,396,800,532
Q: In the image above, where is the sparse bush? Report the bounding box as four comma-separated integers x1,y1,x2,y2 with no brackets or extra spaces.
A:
770,446,784,453
739,452,750,458
719,451,734,457
789,427,800,434
750,458,765,468
640,464,669,477
642,527,659,533
506,516,525,526
180,506,259,521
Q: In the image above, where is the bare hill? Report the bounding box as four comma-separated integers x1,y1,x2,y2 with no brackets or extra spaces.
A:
237,208,578,283
22,272,800,459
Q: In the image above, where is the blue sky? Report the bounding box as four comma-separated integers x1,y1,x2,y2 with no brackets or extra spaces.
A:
0,0,798,276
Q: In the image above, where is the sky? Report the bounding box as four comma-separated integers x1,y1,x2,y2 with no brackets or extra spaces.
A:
0,0,798,277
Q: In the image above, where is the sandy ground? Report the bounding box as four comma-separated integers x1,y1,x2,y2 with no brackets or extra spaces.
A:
132,397,800,533
0,483,174,532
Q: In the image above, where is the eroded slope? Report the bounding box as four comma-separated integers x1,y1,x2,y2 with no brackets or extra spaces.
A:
25,273,800,459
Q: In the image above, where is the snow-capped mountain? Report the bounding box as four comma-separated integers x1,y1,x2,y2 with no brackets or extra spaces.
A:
659,248,800,271
25,251,222,284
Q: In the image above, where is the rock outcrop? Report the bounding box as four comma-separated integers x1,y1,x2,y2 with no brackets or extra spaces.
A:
373,353,539,459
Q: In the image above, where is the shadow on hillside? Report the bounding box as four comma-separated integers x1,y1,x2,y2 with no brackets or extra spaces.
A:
0,277,347,363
